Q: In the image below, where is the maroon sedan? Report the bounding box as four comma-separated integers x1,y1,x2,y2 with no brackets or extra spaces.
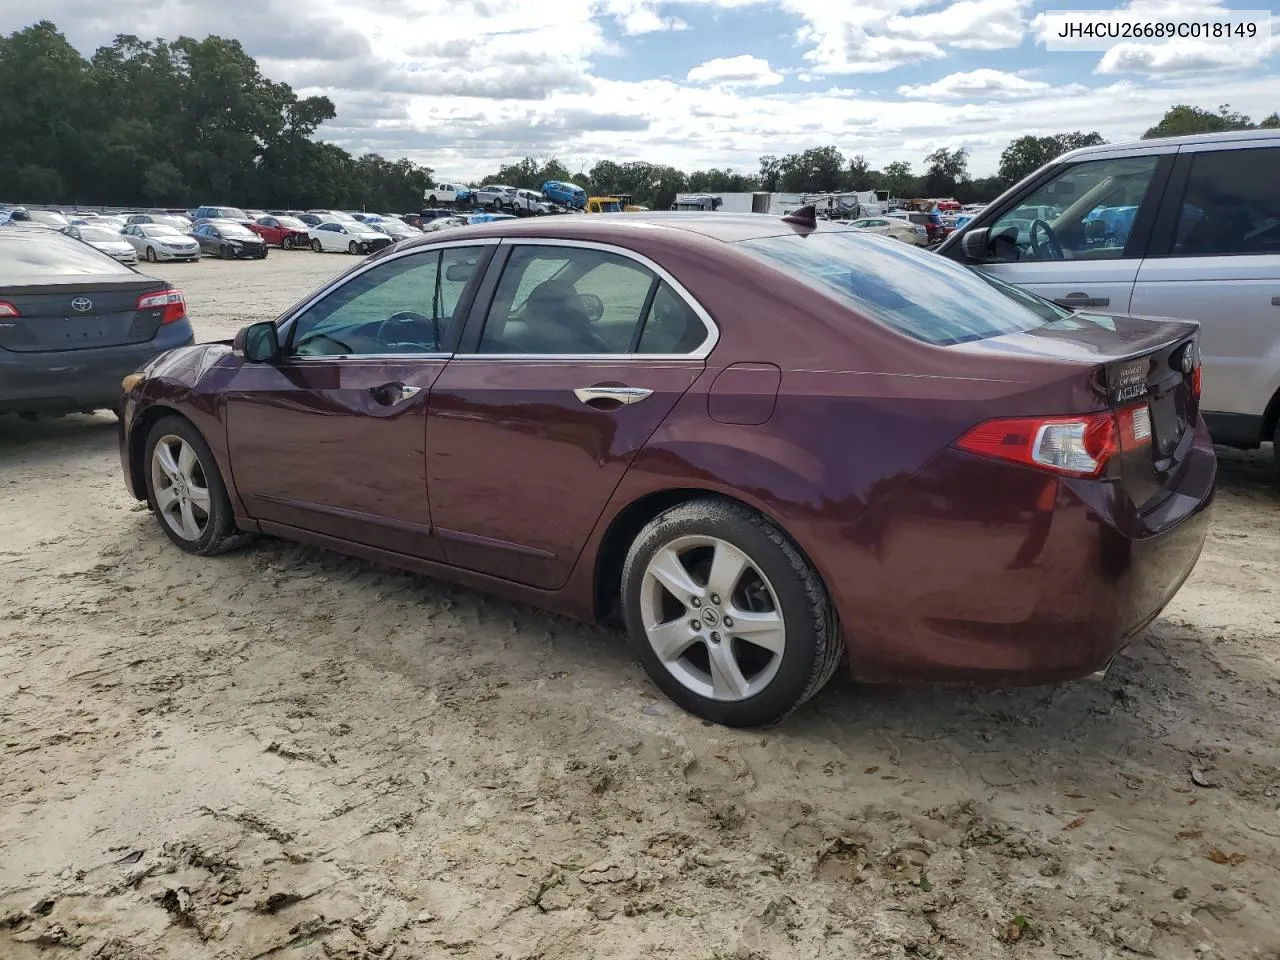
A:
116,210,1214,727
249,215,311,250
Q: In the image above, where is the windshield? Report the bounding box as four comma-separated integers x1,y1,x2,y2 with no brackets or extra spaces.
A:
214,208,248,220
601,201,621,212
219,224,258,239
144,225,183,238
78,227,124,243
276,217,307,230
739,232,1058,346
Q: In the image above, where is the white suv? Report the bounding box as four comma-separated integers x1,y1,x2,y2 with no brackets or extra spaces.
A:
940,129,1280,465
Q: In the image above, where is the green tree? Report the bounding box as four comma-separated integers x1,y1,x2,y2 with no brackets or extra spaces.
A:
777,146,845,193
846,154,872,191
923,147,969,197
880,161,914,198
1143,104,1256,139
998,131,1106,184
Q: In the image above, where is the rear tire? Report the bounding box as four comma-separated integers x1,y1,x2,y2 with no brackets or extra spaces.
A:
143,415,253,556
428,194,437,204
311,238,323,253
621,497,843,727
1272,421,1280,472
145,246,158,263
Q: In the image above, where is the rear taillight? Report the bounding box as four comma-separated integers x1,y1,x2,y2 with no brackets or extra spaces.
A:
137,288,185,324
955,407,1150,478
0,300,19,318
1191,366,1202,400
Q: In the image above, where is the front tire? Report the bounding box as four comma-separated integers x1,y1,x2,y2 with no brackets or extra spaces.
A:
621,498,842,727
427,194,437,204
143,415,253,556
219,244,231,259
145,246,158,263
282,235,294,250
348,241,359,254
311,238,323,253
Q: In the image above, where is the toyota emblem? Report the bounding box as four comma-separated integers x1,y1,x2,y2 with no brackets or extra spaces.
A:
1179,347,1195,374
71,297,92,313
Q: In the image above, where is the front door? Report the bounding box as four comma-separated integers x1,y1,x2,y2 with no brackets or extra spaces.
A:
975,153,1166,313
225,243,492,559
427,241,716,589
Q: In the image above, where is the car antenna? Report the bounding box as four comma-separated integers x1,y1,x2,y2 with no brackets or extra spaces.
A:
781,204,817,229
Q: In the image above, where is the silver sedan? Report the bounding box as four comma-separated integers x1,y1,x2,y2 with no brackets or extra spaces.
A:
120,223,202,263
66,225,138,264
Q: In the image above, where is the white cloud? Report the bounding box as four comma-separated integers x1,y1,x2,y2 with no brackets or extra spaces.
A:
883,0,1032,51
898,69,1056,100
687,55,783,87
1096,39,1271,75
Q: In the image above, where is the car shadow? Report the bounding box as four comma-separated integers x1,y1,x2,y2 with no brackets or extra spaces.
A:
0,412,119,465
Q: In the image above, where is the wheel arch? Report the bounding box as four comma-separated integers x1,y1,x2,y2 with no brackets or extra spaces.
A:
590,485,830,624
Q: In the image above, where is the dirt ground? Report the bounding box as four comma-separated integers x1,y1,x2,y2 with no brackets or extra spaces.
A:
2,254,1279,960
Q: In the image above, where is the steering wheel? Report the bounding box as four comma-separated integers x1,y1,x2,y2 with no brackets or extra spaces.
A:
1029,218,1064,260
579,293,604,322
374,310,440,352
294,331,354,355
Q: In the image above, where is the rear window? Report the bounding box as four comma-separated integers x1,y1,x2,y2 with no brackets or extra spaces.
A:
0,231,135,281
739,232,1060,346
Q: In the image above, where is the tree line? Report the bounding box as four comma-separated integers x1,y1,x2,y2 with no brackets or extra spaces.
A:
3,21,1275,214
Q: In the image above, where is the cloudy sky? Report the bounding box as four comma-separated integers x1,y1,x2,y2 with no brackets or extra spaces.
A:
8,0,1278,180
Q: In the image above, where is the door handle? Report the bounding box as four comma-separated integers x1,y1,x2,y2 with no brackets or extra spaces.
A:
370,382,421,406
573,386,653,407
1271,296,1280,306
1053,293,1110,308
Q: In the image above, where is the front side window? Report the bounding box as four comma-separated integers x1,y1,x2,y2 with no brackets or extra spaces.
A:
287,247,483,357
1171,147,1280,257
988,155,1159,262
741,231,1059,346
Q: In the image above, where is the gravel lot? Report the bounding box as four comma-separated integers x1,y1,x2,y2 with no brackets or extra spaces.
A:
3,252,1279,960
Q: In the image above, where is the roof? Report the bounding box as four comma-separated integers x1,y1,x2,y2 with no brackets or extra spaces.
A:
1059,127,1280,163
406,211,851,247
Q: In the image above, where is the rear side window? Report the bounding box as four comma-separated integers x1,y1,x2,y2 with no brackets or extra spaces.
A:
1171,147,1280,256
740,232,1058,346
0,232,134,281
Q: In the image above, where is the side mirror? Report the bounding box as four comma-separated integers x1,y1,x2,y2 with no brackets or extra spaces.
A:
236,321,281,363
959,227,992,262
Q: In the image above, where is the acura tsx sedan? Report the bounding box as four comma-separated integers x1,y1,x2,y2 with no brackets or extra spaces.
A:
116,210,1214,726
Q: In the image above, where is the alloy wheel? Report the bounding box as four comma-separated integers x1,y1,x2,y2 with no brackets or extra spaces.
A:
639,535,786,702
150,434,212,542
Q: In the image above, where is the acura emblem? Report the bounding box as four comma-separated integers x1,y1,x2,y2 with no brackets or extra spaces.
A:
71,297,92,313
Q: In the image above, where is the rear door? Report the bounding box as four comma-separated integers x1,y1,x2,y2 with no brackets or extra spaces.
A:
1129,139,1280,438
970,151,1172,312
0,231,168,352
427,240,716,589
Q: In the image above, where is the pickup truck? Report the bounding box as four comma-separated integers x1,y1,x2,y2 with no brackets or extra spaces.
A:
423,182,473,206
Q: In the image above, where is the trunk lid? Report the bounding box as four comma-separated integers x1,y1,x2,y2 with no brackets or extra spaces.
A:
978,312,1201,512
0,276,172,352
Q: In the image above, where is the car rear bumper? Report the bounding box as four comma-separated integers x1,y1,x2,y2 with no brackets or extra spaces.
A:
0,319,196,414
823,417,1216,684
